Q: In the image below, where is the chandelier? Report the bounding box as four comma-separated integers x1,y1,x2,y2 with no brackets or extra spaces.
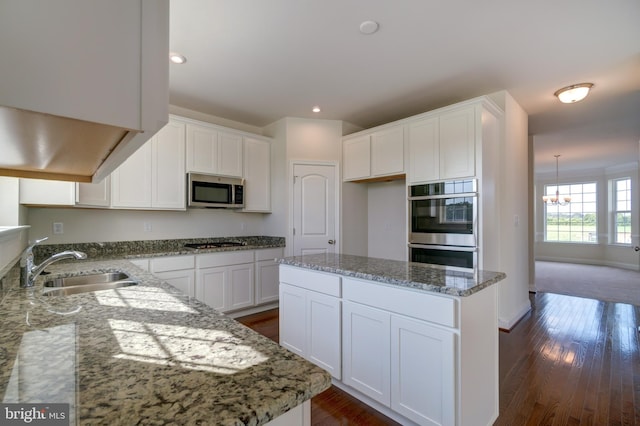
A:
542,155,571,206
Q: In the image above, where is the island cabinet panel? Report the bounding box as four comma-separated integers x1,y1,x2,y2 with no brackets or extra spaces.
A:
391,315,455,426
279,266,342,379
342,301,391,406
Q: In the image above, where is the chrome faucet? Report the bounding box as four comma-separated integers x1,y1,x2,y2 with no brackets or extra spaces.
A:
20,237,87,288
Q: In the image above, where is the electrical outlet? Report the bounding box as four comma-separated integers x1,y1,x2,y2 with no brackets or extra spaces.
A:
53,222,64,234
143,222,152,232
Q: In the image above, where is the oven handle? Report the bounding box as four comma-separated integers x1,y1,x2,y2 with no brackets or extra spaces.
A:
408,193,477,201
408,244,477,252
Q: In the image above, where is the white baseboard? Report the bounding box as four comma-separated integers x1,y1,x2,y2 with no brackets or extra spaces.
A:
535,256,638,271
498,299,531,330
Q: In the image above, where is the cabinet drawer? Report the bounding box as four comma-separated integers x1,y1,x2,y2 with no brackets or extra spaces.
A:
343,277,457,328
255,247,284,262
279,265,341,297
151,255,195,272
197,250,254,268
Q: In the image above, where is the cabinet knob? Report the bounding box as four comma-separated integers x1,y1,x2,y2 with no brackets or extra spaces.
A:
328,239,336,245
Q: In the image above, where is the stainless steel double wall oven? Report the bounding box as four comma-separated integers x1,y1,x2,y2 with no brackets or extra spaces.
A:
408,179,478,269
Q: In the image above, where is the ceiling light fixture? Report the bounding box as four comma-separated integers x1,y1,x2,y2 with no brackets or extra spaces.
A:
542,155,571,206
359,20,379,35
554,83,593,103
169,52,187,64
312,106,321,113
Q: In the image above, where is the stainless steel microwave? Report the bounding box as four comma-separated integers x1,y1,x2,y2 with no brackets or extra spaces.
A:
187,173,244,208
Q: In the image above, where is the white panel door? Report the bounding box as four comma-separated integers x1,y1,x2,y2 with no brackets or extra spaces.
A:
186,123,217,174
408,116,439,184
217,131,243,177
227,263,254,311
307,291,342,379
155,269,195,298
279,283,307,356
342,301,391,406
439,106,475,180
292,163,337,256
196,267,226,312
391,315,456,426
255,260,280,304
152,119,185,209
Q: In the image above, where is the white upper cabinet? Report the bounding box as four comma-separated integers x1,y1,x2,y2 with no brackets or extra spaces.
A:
0,0,169,182
408,105,476,184
343,125,404,182
111,118,186,210
243,137,271,212
186,123,243,178
76,178,111,208
19,179,76,206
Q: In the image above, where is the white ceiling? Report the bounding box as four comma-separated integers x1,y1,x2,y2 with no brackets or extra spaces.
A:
168,0,640,175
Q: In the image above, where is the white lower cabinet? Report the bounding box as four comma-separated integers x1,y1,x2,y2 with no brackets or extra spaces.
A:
150,255,196,298
390,315,455,426
279,267,498,426
279,266,342,379
342,301,391,405
196,251,254,313
255,248,283,304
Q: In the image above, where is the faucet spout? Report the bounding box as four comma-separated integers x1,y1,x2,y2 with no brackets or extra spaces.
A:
20,237,87,288
30,251,87,280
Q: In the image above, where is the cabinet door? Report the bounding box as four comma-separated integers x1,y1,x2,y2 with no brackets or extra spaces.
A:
439,106,475,180
408,116,439,184
343,135,371,180
243,137,271,212
156,269,195,298
111,142,152,208
19,179,75,206
391,315,456,426
255,259,279,305
279,283,307,356
186,123,217,174
76,178,110,207
196,266,226,312
152,119,186,209
217,131,243,177
307,291,342,379
342,301,391,406
227,263,254,311
371,126,404,177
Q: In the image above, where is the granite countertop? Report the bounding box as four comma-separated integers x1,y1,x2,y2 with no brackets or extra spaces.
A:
278,253,506,297
0,249,330,425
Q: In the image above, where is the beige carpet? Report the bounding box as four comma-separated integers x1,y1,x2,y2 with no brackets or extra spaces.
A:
535,261,640,306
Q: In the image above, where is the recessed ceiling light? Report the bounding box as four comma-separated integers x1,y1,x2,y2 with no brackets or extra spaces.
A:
312,106,321,113
359,20,379,35
169,52,187,64
554,83,593,103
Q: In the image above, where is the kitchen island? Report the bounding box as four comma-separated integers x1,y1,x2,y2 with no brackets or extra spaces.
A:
0,256,330,425
277,253,506,426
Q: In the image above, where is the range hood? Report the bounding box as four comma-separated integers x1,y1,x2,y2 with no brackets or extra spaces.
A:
0,0,170,183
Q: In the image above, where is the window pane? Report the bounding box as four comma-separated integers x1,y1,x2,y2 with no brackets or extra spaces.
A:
612,178,632,245
543,181,597,244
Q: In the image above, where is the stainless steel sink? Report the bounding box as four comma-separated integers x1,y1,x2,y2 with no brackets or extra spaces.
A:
42,272,138,296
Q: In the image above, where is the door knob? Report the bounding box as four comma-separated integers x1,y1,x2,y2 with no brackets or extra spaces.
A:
328,239,335,245
635,246,640,252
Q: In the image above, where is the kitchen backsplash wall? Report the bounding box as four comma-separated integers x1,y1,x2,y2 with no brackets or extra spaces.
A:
26,208,267,244
367,180,407,261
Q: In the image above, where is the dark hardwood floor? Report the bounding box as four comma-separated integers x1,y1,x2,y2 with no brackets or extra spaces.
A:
237,292,640,426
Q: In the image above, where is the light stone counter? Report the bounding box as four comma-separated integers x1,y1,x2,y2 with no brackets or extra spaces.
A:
278,253,506,297
0,258,330,425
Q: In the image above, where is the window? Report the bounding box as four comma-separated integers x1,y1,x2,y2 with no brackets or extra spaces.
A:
544,182,597,243
612,178,631,244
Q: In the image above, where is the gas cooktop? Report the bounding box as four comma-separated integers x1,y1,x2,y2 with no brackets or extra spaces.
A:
184,241,247,249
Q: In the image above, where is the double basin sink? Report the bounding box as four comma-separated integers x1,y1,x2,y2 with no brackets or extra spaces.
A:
42,272,138,297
